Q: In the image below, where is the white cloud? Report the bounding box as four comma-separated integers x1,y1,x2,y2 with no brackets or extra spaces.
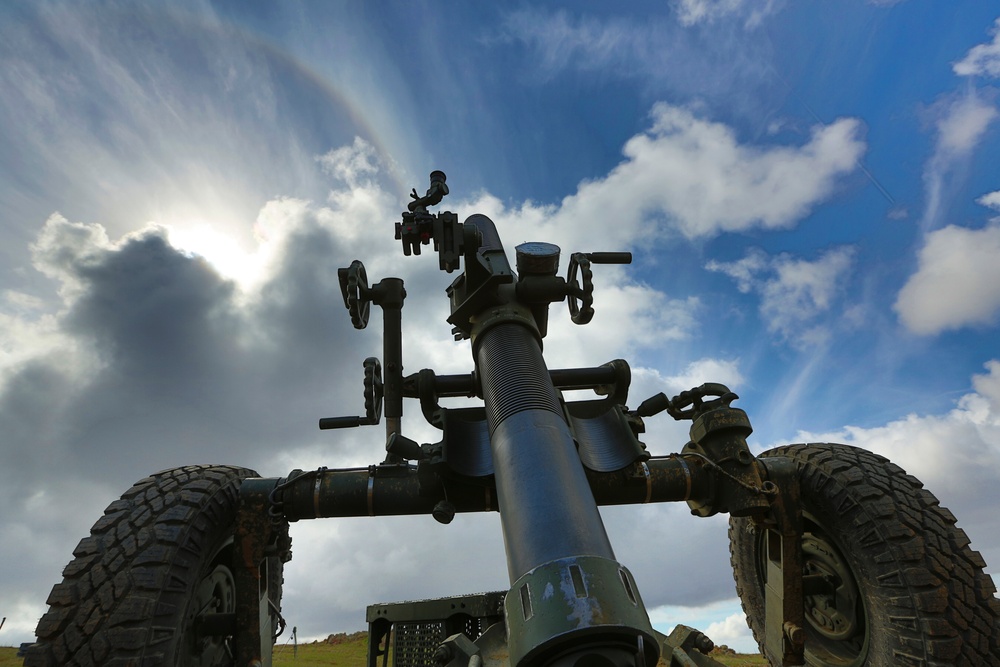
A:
30,214,114,299
707,247,856,346
649,598,757,653
760,248,854,337
704,611,757,651
0,310,73,385
282,514,510,640
977,190,1000,211
443,190,702,370
954,18,1000,78
317,137,382,188
936,95,998,156
895,222,1000,335
706,248,769,293
438,106,864,356
543,284,699,368
665,357,745,392
887,205,910,220
0,290,72,383
974,359,1000,405
0,168,416,644
548,105,864,241
674,0,781,28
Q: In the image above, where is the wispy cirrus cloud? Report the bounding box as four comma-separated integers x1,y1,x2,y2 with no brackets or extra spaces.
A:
673,0,782,29
0,2,400,300
494,8,779,110
918,92,998,232
706,246,856,347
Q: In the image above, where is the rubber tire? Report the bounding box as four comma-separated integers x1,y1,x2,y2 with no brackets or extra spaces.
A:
24,465,291,667
730,443,1000,666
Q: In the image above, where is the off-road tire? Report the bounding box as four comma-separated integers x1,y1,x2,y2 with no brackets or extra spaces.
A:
730,443,1000,666
24,465,290,667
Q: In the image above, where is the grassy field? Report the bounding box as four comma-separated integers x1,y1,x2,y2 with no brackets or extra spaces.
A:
272,632,371,666
1,637,768,666
0,648,21,667
273,633,768,666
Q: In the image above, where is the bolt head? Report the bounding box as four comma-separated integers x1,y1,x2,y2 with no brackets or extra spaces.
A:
433,644,452,664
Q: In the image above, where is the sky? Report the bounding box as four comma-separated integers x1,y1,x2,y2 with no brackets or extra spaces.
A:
2,0,1000,655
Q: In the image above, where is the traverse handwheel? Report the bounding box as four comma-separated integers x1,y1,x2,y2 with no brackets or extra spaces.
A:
363,357,383,425
338,260,371,329
567,252,595,325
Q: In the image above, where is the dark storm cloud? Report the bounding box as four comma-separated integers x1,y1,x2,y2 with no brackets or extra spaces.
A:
0,203,382,637
23,212,369,475
62,232,238,379
0,360,76,473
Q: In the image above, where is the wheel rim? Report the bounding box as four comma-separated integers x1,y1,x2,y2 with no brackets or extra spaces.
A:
185,544,237,667
757,512,869,666
801,512,868,666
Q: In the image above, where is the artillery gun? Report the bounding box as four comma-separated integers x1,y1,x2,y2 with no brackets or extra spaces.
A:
25,172,1000,666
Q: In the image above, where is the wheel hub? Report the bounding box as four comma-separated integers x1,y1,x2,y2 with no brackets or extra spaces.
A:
190,563,237,666
802,531,860,642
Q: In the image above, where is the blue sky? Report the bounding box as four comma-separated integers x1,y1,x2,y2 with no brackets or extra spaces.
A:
2,0,1000,653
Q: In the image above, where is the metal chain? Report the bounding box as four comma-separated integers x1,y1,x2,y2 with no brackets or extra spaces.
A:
269,597,287,641
669,452,776,497
666,383,737,421
268,466,328,523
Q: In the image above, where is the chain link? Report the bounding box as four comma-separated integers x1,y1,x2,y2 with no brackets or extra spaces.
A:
666,383,737,421
268,466,328,523
668,452,776,497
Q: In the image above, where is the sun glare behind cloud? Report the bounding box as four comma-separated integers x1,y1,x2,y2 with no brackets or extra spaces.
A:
166,221,264,290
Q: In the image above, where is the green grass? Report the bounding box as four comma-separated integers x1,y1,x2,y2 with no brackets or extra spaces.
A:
272,632,370,666
0,647,22,667
270,632,771,666
706,654,768,667
1,638,768,666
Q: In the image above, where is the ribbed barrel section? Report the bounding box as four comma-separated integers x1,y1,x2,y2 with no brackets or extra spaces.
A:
476,323,562,433
475,321,616,581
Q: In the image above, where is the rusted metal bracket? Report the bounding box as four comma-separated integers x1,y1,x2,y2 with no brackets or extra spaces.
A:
233,477,281,667
758,457,806,666
661,625,727,666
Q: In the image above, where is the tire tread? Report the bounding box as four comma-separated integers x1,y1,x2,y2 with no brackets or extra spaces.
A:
729,443,1000,666
24,464,284,667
